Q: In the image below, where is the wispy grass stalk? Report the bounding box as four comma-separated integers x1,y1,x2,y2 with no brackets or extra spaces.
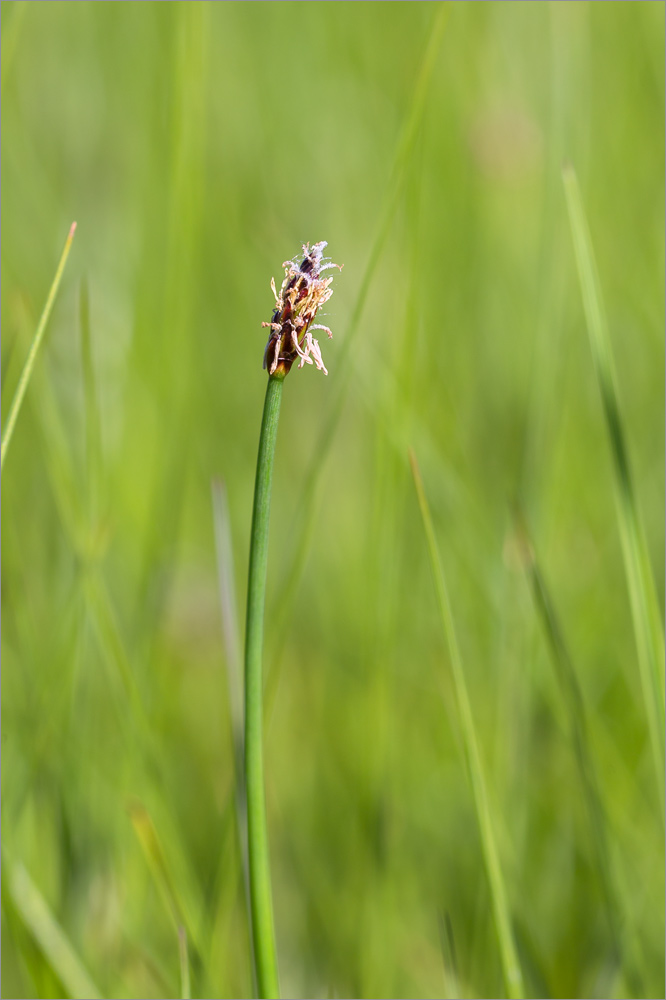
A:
128,802,201,959
1,221,77,473
80,277,102,534
244,373,284,1000
563,164,665,802
128,803,182,931
410,450,524,1000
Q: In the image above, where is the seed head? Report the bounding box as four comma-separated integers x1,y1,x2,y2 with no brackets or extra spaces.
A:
262,241,342,377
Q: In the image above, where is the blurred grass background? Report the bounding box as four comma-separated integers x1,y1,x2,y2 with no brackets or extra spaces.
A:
1,2,664,998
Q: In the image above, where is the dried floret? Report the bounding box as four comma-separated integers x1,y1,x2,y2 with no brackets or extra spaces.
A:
262,241,342,377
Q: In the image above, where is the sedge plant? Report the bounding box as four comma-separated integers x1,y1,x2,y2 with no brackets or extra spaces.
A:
244,241,341,999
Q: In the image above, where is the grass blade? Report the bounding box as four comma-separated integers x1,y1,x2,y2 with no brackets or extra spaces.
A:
437,912,462,1000
1,221,77,473
128,802,201,963
409,450,524,1000
5,861,102,1000
563,164,665,797
80,277,103,530
514,507,643,995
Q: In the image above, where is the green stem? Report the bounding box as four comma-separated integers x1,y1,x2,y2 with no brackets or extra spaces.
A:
1,222,77,474
409,451,525,1000
563,164,665,804
244,373,284,999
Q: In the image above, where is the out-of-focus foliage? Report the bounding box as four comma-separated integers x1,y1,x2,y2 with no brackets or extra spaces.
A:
2,3,663,998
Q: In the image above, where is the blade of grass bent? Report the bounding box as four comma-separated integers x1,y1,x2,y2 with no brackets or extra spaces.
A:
5,861,102,1000
563,164,665,799
409,450,524,1000
1,221,77,473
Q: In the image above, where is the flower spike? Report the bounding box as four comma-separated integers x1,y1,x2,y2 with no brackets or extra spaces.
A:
262,241,342,377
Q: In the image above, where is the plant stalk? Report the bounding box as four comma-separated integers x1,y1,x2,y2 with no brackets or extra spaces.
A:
1,221,77,473
563,164,665,803
244,373,284,999
409,450,524,1000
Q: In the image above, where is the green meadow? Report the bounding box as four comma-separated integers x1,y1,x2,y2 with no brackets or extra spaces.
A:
1,2,664,998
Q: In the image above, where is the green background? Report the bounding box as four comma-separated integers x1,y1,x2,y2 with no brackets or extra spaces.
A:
1,2,664,998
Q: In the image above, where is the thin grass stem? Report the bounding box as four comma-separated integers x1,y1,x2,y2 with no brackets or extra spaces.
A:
244,374,284,999
514,507,643,995
128,803,192,943
1,222,77,473
563,164,665,803
80,278,102,533
410,450,524,1000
